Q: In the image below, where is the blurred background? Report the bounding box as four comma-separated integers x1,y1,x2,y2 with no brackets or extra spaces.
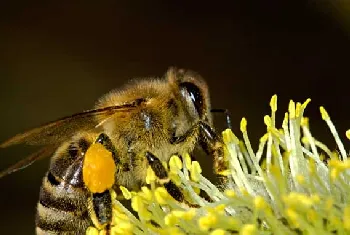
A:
1,1,350,234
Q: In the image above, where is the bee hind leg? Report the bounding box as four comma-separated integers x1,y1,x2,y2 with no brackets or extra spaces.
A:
95,133,121,165
145,152,198,208
88,190,113,231
85,133,121,232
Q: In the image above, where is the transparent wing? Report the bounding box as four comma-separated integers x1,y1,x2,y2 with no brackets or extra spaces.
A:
0,101,144,178
0,103,141,147
0,146,57,179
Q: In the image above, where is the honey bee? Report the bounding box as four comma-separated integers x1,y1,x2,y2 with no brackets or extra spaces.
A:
0,68,229,234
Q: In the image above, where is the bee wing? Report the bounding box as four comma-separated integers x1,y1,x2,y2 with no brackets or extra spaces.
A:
0,145,57,178
0,104,140,147
0,102,143,178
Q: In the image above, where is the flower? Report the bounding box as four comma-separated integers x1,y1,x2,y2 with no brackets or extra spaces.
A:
87,95,350,234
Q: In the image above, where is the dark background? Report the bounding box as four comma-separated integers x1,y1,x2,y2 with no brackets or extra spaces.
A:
1,1,350,234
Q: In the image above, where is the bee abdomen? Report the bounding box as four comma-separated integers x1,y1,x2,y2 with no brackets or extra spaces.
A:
36,202,89,234
39,172,84,212
36,166,91,234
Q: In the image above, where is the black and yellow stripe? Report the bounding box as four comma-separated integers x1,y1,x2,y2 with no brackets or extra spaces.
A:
35,139,93,235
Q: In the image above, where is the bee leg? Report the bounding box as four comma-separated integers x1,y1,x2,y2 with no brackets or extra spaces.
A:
210,108,232,129
88,190,113,230
95,133,121,165
172,121,228,187
86,133,121,230
145,152,198,207
198,122,227,174
198,121,229,187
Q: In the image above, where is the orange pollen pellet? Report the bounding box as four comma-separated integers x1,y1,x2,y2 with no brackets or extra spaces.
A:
83,143,116,193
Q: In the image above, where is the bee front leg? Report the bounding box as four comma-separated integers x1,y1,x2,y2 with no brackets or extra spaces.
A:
197,122,227,175
145,152,198,207
172,121,228,186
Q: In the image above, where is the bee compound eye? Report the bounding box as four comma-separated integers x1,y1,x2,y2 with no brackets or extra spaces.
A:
179,82,204,117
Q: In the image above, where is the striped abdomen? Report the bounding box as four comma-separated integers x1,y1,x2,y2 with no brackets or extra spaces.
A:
35,139,93,235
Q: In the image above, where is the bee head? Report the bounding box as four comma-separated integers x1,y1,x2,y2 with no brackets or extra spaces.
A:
167,67,212,124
